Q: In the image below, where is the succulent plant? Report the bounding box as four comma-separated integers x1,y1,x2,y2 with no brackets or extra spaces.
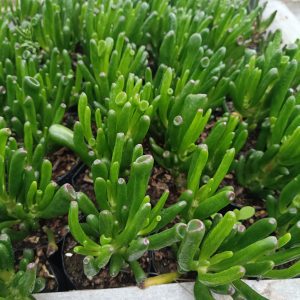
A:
180,144,236,221
49,80,158,167
190,0,267,52
68,154,187,283
0,128,76,239
77,32,149,104
150,109,247,176
2,0,82,51
81,0,168,48
237,94,300,193
157,45,230,111
145,210,300,299
150,0,267,62
229,30,298,125
0,233,45,299
0,47,78,158
266,175,300,240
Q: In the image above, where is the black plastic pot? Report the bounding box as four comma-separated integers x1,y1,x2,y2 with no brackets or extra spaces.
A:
48,240,75,291
56,161,85,186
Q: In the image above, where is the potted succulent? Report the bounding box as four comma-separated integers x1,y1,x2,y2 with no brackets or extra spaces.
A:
1,0,300,299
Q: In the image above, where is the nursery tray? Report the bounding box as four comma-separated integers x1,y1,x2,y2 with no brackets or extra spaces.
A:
34,1,300,299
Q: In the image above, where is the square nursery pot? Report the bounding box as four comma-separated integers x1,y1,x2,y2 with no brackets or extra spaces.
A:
33,1,300,300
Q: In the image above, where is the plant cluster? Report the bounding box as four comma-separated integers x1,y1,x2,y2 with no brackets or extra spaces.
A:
1,0,300,299
0,234,45,299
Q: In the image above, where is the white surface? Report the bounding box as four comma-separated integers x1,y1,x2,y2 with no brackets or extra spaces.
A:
282,1,300,22
265,0,300,43
34,279,300,300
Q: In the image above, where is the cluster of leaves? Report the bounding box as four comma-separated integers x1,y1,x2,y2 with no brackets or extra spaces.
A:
69,153,188,282
0,128,76,241
0,234,45,299
1,0,300,299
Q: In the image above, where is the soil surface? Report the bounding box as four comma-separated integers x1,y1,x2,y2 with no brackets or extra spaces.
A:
13,216,69,252
48,108,80,183
147,164,184,206
152,248,178,274
73,166,95,201
48,147,79,182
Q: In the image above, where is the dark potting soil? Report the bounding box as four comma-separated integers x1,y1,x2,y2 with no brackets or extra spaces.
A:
63,234,151,289
62,106,79,129
48,147,79,181
147,164,184,207
221,172,265,209
16,247,58,292
151,247,177,274
47,108,80,182
13,215,69,253
143,135,186,206
220,172,268,228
